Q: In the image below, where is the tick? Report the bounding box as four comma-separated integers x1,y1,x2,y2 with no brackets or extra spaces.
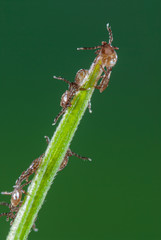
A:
53,68,91,125
77,23,118,93
0,154,44,231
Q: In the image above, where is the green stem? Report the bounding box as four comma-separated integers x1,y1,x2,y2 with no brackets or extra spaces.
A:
7,55,104,240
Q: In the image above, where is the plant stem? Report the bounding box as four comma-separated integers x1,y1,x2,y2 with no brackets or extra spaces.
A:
7,55,105,240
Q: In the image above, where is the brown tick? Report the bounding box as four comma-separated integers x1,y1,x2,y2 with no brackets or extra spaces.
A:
77,23,118,93
53,68,91,125
0,153,44,231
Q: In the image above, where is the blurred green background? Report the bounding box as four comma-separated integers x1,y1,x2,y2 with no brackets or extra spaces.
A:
0,0,161,239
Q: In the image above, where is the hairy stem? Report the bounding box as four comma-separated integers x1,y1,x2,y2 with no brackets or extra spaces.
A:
7,55,104,240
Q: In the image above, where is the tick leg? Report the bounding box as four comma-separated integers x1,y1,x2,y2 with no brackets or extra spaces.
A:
0,211,15,222
69,150,92,161
15,170,28,185
32,223,38,232
0,202,10,207
9,213,17,225
44,136,50,144
79,87,87,91
77,45,102,51
32,219,38,232
16,163,40,186
88,101,92,113
10,218,15,225
1,191,12,196
20,180,32,191
106,23,113,45
0,212,10,217
95,67,112,93
21,189,30,196
53,76,71,86
52,108,66,125
23,154,44,181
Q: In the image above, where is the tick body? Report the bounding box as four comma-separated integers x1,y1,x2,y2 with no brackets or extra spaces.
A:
77,24,118,93
53,68,89,125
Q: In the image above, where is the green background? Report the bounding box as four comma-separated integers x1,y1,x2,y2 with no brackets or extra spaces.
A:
0,0,160,239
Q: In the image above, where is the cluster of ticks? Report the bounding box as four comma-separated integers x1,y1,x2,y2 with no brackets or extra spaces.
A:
0,24,118,231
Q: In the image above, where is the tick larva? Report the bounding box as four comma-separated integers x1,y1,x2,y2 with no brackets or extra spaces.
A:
53,69,90,125
77,24,118,93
